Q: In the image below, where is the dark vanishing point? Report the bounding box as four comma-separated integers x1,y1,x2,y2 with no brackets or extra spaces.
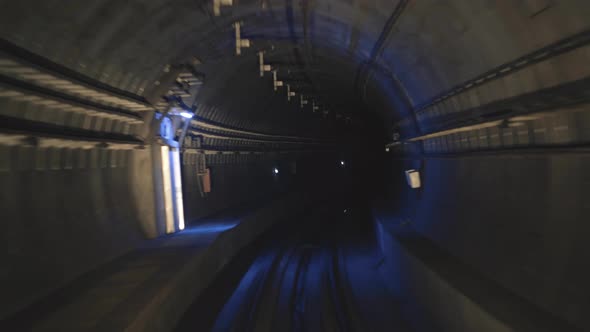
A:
0,1,589,331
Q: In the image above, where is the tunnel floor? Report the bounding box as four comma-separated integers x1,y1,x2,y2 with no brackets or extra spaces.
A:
178,205,414,332
0,217,239,331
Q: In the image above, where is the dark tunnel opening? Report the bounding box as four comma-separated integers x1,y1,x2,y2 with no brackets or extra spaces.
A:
1,1,590,331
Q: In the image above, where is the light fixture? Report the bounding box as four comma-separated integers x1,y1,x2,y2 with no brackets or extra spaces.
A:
273,167,279,174
171,148,185,231
169,107,194,119
405,169,421,189
161,146,175,234
179,110,194,119
340,160,345,167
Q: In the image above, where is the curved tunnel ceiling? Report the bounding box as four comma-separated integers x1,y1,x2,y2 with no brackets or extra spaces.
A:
1,0,589,139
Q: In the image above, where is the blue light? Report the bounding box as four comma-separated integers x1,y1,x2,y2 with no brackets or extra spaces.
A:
180,220,240,234
180,110,194,119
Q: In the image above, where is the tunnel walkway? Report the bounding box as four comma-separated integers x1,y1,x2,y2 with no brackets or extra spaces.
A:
1,220,232,331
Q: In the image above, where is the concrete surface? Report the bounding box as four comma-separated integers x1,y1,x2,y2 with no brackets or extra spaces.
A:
383,152,590,330
202,207,415,332
374,215,580,332
0,192,315,331
0,145,154,320
2,1,587,134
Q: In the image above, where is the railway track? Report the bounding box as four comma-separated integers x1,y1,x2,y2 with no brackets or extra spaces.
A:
209,238,413,331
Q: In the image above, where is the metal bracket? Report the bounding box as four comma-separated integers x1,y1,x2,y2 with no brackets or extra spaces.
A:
233,22,251,55
259,52,272,77
273,70,283,91
312,100,319,112
287,84,296,101
300,95,308,109
213,0,233,16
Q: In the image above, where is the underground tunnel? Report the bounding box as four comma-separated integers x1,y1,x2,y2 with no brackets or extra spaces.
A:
0,0,589,331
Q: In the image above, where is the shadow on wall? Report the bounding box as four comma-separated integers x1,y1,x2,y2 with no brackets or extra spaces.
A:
181,152,346,224
377,152,590,330
0,146,154,320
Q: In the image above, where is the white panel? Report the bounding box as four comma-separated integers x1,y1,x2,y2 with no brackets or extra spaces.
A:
405,170,421,189
171,148,185,231
161,146,175,234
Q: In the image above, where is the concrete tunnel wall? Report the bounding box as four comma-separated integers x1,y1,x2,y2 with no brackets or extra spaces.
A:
375,151,590,330
0,141,309,320
182,150,347,222
182,153,292,221
0,145,152,318
0,0,590,329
